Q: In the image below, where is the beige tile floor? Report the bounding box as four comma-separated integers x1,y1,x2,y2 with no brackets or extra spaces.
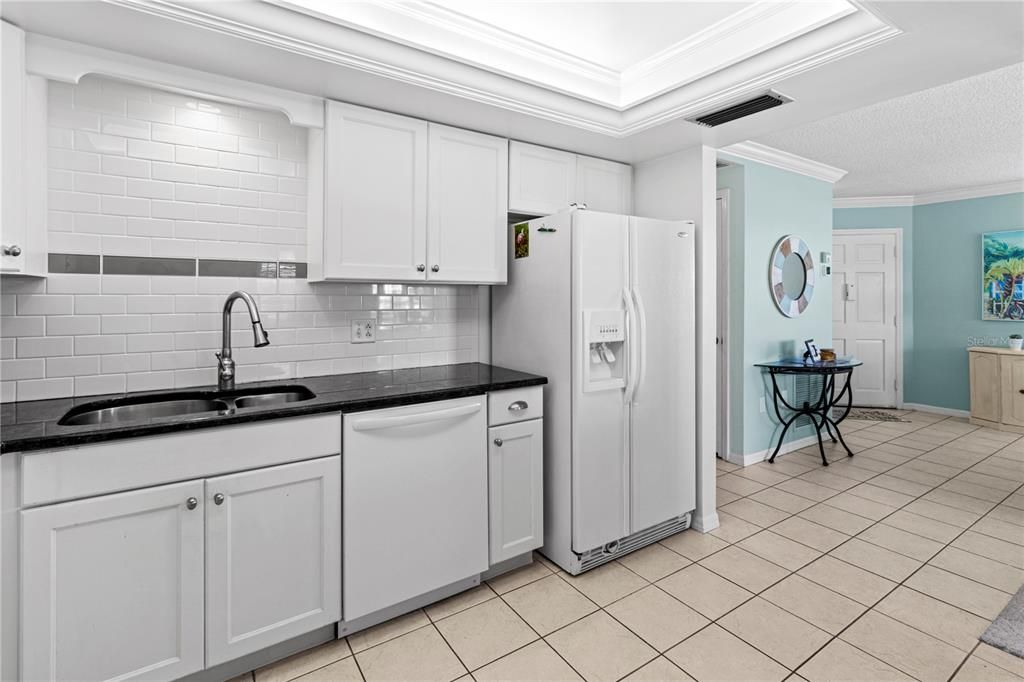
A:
237,412,1024,682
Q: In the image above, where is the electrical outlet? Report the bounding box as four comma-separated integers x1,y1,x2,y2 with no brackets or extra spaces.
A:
351,319,375,343
759,397,766,413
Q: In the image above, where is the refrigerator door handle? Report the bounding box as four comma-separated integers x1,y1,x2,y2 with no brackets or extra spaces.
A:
622,288,639,404
631,288,647,401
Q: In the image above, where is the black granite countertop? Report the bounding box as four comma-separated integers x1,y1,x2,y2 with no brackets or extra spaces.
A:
1,363,547,454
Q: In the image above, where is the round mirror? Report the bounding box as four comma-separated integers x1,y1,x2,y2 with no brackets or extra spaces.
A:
770,235,815,317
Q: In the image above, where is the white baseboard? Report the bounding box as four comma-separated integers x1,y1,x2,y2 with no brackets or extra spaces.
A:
724,434,821,467
691,511,720,533
902,402,970,418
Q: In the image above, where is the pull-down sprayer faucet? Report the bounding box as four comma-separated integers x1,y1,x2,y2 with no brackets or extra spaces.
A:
216,291,270,390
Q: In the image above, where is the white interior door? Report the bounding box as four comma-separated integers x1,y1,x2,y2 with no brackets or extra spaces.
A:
715,192,728,459
833,231,899,407
629,218,696,532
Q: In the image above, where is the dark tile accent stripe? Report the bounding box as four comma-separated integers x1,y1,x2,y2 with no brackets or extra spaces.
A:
48,253,100,274
103,255,196,277
45,254,308,279
278,262,308,279
198,259,277,278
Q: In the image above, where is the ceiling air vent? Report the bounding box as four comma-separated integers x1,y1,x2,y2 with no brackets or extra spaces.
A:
689,91,792,128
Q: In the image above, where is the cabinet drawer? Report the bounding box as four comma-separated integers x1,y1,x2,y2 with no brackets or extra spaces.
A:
488,386,544,426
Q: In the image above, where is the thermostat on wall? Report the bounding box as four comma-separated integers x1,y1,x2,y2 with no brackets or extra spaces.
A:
820,251,832,277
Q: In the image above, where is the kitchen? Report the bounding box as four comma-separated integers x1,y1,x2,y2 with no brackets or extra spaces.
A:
2,2,1023,682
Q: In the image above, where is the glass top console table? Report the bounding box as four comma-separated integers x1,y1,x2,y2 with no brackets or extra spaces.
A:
753,358,863,467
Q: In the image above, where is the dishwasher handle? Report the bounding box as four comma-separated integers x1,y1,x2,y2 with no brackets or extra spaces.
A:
349,401,483,432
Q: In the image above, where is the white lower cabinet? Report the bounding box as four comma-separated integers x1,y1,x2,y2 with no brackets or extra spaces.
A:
205,457,341,666
488,419,544,564
21,480,206,682
20,456,341,681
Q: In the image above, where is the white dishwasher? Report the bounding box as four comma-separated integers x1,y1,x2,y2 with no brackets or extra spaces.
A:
342,396,488,621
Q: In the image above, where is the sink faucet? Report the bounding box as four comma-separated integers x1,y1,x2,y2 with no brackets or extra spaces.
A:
216,291,270,390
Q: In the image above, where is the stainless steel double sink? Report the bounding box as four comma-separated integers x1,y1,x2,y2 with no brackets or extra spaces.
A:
59,385,316,426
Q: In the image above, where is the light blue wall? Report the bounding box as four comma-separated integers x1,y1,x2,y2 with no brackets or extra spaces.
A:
833,206,915,405
912,193,1024,410
719,159,834,456
833,193,1024,411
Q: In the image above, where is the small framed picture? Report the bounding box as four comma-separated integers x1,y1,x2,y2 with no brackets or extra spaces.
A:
804,339,821,362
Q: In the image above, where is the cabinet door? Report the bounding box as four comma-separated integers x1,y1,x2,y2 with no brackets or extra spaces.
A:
21,480,205,682
205,456,341,666
970,351,1001,422
1,20,27,274
488,419,544,564
575,155,632,214
427,124,508,283
324,101,428,281
1000,355,1024,426
508,141,576,216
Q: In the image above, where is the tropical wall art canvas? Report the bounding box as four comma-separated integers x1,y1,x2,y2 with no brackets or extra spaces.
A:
983,230,1024,320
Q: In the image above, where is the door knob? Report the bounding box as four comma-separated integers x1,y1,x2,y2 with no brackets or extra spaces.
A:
186,497,198,510
2,245,21,257
493,438,503,447
214,493,225,505
431,265,440,273
416,264,426,272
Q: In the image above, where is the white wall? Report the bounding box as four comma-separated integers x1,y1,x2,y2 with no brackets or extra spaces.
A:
0,76,480,402
633,145,718,533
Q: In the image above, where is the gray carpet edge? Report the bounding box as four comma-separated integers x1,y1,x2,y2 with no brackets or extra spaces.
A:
980,583,1024,659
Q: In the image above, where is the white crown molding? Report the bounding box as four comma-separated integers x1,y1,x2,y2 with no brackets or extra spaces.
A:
833,180,1024,208
25,32,324,128
95,0,900,139
914,180,1024,206
720,141,848,183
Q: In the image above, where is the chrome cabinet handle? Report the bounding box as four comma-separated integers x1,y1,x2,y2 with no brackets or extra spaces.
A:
494,438,503,447
416,264,426,272
431,265,440,273
214,493,225,505
508,401,528,412
2,245,21,257
186,497,198,510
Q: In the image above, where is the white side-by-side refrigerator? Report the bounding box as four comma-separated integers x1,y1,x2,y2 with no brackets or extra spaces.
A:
492,208,696,574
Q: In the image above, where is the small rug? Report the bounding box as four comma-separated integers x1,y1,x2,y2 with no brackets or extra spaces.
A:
846,408,911,423
981,584,1024,658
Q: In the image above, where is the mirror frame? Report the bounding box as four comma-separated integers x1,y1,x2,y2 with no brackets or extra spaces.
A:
770,235,815,317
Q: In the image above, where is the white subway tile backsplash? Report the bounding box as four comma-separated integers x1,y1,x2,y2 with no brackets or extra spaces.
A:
2,76,482,402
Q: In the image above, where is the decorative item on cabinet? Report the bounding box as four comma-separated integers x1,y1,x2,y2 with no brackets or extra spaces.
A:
1010,334,1023,351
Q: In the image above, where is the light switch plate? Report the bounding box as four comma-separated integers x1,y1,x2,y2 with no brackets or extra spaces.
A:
352,319,375,343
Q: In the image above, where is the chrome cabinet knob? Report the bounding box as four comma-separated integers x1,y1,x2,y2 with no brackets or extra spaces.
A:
494,438,503,447
2,245,21,257
508,401,528,412
214,493,225,505
416,264,426,272
431,265,440,273
186,497,198,510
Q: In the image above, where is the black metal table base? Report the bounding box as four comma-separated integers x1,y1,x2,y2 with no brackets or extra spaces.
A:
764,368,856,467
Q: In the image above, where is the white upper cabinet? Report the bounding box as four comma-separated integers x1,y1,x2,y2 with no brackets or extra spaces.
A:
508,142,577,216
318,102,507,284
576,155,633,214
508,141,632,216
21,480,206,682
323,102,429,281
428,124,508,284
1,21,47,276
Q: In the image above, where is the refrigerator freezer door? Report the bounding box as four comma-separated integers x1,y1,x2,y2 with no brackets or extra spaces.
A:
571,211,631,552
628,218,696,533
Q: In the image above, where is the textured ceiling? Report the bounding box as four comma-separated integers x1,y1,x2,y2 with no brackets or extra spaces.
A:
755,62,1024,197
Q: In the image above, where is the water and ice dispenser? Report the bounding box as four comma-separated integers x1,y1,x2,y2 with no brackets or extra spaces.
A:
583,310,626,392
